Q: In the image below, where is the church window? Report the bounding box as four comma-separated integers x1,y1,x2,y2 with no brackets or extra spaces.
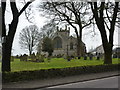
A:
53,37,62,49
70,42,73,50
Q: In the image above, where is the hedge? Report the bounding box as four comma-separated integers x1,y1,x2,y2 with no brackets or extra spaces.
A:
2,64,119,83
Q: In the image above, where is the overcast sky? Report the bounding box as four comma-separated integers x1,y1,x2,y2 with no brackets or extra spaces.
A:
4,0,119,56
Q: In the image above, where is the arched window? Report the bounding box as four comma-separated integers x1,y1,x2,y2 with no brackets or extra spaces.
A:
53,37,62,49
70,42,73,50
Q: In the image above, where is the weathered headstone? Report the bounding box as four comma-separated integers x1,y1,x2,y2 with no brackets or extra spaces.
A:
20,54,28,61
89,54,93,60
97,56,100,60
67,56,71,61
84,55,87,60
78,56,81,59
20,55,23,61
96,53,100,60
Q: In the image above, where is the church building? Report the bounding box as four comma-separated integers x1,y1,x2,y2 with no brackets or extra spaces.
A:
51,26,86,57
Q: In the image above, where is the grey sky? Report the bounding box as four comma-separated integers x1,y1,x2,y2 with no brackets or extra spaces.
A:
4,0,119,55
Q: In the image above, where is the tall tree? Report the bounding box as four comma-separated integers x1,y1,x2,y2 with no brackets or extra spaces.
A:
19,25,40,55
1,0,34,72
42,37,53,57
40,1,93,58
89,2,119,64
40,20,57,38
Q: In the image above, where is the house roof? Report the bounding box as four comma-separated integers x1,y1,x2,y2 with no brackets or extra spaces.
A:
113,47,120,52
89,45,102,52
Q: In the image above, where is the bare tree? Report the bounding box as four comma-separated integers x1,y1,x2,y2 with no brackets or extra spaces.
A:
19,25,40,55
40,1,93,58
40,20,57,38
89,2,119,64
1,0,35,71
19,0,35,23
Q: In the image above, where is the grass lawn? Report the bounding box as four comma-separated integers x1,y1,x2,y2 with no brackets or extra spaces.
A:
10,57,119,72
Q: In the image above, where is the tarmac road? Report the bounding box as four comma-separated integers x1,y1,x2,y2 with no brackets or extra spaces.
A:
46,76,119,88
3,71,119,89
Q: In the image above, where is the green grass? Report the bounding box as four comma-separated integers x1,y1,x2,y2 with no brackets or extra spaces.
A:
10,57,119,72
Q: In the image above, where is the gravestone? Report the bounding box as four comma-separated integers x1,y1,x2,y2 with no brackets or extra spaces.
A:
89,54,93,60
84,55,87,60
67,56,71,61
78,56,81,59
20,55,23,61
71,55,74,59
20,54,28,61
96,53,100,60
97,56,100,60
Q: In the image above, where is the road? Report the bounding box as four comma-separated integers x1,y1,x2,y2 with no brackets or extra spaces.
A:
42,76,119,89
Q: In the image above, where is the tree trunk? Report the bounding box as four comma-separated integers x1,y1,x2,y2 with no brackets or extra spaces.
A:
104,51,112,64
90,2,118,65
99,30,112,64
99,26,112,64
77,24,83,59
2,38,12,72
2,18,18,72
29,49,32,56
103,43,112,64
77,38,81,59
1,1,32,72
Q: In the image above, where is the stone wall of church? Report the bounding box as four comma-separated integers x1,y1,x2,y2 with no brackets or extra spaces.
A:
40,26,86,57
52,28,78,57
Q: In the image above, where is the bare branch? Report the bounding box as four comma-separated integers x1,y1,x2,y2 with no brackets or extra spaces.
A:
10,1,19,18
104,20,110,30
18,0,35,17
105,8,111,23
82,16,93,29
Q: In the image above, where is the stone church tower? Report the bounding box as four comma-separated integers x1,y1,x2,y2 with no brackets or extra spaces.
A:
51,26,86,57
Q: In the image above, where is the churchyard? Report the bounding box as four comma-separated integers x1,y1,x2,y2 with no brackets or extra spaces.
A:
9,55,119,72
2,54,119,83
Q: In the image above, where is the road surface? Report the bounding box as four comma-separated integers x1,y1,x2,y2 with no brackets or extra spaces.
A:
42,76,119,89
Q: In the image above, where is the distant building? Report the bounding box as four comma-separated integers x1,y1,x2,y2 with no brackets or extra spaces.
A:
95,45,104,54
39,26,86,57
113,47,120,58
89,45,104,55
51,26,86,57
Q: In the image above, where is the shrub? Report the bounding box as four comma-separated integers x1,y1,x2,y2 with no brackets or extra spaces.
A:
2,64,119,83
36,54,44,62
